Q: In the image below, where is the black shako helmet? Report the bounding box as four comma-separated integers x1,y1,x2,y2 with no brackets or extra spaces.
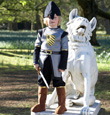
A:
44,1,61,19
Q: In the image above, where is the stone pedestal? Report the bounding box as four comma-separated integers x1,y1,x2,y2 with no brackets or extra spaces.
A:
31,100,100,115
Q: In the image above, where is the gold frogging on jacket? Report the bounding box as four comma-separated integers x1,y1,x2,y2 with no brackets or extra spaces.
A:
46,35,55,46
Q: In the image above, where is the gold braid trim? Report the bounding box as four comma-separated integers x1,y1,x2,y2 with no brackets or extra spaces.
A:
62,49,68,51
35,46,40,47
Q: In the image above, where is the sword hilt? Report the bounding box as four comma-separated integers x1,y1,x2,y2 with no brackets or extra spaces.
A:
37,67,41,76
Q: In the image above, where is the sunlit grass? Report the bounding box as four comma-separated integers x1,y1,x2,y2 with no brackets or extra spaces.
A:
97,63,110,71
0,54,32,66
0,50,34,73
0,40,35,49
0,49,110,72
96,30,106,34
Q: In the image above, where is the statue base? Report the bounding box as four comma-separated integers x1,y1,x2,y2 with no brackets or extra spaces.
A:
31,100,100,115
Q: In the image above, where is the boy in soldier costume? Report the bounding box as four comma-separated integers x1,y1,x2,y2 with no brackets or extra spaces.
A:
31,1,68,114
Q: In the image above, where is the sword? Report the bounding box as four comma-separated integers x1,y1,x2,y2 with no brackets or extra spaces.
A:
37,67,49,89
39,71,49,89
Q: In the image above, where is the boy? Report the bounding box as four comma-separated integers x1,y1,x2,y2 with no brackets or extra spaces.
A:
31,1,68,114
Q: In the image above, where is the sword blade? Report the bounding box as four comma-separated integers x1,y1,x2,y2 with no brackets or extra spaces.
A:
40,71,49,89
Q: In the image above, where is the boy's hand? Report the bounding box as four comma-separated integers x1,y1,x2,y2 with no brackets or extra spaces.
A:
34,64,41,75
34,64,40,71
58,69,64,72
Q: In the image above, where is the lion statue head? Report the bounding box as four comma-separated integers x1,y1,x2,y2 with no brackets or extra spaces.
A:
66,9,97,43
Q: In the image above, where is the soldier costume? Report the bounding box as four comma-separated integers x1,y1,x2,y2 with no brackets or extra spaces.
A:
31,1,68,114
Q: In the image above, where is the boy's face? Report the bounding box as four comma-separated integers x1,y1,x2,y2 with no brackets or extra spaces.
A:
47,14,58,28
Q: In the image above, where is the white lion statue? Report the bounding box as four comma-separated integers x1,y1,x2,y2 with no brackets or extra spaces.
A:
46,9,98,115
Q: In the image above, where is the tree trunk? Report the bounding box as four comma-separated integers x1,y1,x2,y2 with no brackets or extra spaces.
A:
0,0,4,4
35,11,42,30
8,21,12,30
12,21,18,31
12,17,18,31
90,29,100,46
101,0,110,34
77,0,100,46
105,20,110,34
31,21,34,30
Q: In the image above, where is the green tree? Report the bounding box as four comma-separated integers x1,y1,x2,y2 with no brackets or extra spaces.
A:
0,0,4,4
98,0,110,34
77,0,110,46
0,0,37,30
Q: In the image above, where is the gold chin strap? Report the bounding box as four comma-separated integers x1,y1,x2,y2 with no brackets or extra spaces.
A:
56,86,65,88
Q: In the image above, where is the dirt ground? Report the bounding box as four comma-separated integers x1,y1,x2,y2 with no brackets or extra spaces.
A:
0,70,110,115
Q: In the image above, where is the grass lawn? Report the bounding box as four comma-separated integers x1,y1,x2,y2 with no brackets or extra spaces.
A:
0,31,110,115
98,63,110,71
0,49,110,115
0,49,34,73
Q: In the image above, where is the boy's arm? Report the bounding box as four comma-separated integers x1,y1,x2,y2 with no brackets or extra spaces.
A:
58,32,68,70
33,46,41,64
33,30,42,65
